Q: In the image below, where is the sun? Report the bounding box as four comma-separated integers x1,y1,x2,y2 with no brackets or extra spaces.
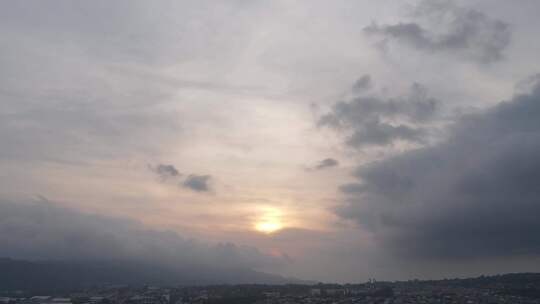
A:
255,221,283,234
254,207,284,234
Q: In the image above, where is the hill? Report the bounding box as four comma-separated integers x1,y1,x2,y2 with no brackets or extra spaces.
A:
0,258,299,292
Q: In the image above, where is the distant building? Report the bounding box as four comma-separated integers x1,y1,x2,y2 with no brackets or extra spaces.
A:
30,297,51,302
325,288,347,296
310,288,321,296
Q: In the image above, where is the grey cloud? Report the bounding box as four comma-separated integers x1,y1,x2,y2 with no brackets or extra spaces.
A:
345,118,426,147
0,31,181,164
0,199,285,272
0,99,181,163
364,0,511,64
150,165,213,193
339,183,366,194
183,174,212,192
152,164,181,180
516,73,540,95
314,158,339,170
0,1,256,66
336,80,540,259
0,0,261,164
319,82,439,148
352,74,372,92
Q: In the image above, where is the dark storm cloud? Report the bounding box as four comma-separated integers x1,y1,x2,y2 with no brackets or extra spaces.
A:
0,200,285,271
319,82,439,147
364,0,511,64
336,80,540,259
315,158,340,170
183,174,212,192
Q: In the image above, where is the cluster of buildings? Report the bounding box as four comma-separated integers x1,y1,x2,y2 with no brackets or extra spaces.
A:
0,287,169,304
1,280,539,304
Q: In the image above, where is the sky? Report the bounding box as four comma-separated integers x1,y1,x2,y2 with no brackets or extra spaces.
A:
1,0,540,283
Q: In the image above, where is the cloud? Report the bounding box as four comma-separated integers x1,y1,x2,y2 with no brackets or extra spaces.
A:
336,80,540,259
319,82,440,148
183,174,212,192
152,164,181,180
149,165,214,193
0,199,285,272
0,1,257,66
364,0,511,64
346,118,427,147
314,158,339,170
352,74,372,92
0,0,265,164
515,73,540,95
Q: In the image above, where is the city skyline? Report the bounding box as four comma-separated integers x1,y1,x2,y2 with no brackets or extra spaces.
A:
1,0,540,283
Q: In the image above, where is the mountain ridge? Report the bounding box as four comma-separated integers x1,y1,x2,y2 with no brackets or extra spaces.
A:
0,257,304,291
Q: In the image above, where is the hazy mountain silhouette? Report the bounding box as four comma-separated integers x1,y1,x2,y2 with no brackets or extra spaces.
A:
0,258,302,291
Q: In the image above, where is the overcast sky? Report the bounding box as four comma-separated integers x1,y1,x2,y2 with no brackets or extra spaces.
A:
1,0,540,283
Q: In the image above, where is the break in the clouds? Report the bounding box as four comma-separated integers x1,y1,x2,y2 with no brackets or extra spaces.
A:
337,80,540,259
183,174,212,192
319,81,440,148
364,0,511,64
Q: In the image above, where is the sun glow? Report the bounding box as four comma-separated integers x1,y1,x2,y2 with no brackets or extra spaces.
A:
254,207,284,234
255,221,283,234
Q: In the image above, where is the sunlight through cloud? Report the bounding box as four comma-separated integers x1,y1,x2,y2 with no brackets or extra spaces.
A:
254,206,284,234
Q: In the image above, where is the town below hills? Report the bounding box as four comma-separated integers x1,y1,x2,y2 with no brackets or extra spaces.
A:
1,258,540,303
